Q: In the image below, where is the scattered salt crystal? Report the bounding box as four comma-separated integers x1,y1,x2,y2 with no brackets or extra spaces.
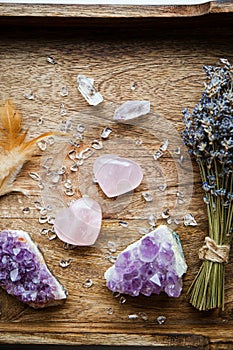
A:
128,314,139,320
174,218,181,225
47,56,56,65
93,176,98,184
142,192,153,202
157,316,166,324
82,278,93,288
174,147,181,155
64,180,72,189
22,207,30,214
153,150,163,160
160,139,169,152
179,155,184,164
37,140,47,151
70,163,79,172
40,208,47,216
38,182,44,190
60,85,68,97
101,127,112,139
57,166,66,175
48,231,57,240
68,149,76,160
138,312,148,321
47,136,55,145
119,296,126,304
40,228,49,235
52,173,60,184
177,197,185,205
63,242,76,250
167,217,172,225
91,140,103,150
130,82,137,91
47,216,55,225
59,259,72,268
29,172,41,182
183,213,197,226
119,221,128,228
112,291,121,298
77,75,103,106
34,200,43,209
135,140,142,146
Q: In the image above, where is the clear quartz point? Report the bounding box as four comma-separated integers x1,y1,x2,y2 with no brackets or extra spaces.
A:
113,100,150,121
77,75,103,106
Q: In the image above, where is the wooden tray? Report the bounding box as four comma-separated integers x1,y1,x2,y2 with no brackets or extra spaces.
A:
0,3,233,349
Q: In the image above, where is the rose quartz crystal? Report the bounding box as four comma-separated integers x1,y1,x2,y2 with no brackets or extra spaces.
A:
94,154,143,198
54,197,102,246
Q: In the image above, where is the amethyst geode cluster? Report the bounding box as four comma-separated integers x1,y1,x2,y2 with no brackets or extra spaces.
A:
0,229,67,308
105,225,187,298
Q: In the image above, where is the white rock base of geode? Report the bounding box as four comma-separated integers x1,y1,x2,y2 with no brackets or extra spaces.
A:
0,229,67,308
105,225,187,298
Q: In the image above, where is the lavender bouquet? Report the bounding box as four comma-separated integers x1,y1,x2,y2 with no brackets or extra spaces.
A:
182,59,233,311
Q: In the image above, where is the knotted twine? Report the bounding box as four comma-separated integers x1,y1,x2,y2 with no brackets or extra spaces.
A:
199,236,230,264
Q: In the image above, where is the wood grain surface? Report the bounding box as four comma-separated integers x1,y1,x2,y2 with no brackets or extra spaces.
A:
0,11,233,349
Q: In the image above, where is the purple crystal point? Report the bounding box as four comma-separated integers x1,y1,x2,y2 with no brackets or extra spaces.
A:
105,225,187,298
0,229,67,308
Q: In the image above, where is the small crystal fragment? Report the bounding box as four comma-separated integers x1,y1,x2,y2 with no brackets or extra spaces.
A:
177,197,185,205
39,216,48,224
48,231,57,241
59,259,72,268
160,139,169,152
54,197,102,246
128,314,139,320
0,229,67,308
137,227,149,235
105,225,187,298
57,166,66,175
138,312,148,321
52,173,60,184
29,172,41,182
183,213,197,226
162,209,170,219
40,228,49,235
34,200,43,209
153,150,163,160
37,140,47,151
91,140,103,150
179,155,184,164
101,127,112,139
157,316,166,325
47,56,56,65
22,207,30,214
64,188,74,196
77,124,85,133
47,216,55,225
68,149,76,161
142,192,153,202
107,241,117,253
82,278,93,288
113,101,150,121
148,214,156,227
36,118,43,126
77,75,103,106
106,307,113,315
60,103,67,116
119,221,128,228
158,184,167,192
24,91,34,100
47,136,55,145
130,82,137,91
70,163,79,172
94,154,143,198
64,179,72,189
135,140,142,146
167,217,173,225
60,85,69,97
93,176,98,184
119,296,126,304
174,218,181,225
174,147,181,155
40,207,47,216
80,148,93,160
38,182,44,190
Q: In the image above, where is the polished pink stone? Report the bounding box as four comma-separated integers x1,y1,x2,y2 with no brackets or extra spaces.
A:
94,154,143,198
54,197,102,246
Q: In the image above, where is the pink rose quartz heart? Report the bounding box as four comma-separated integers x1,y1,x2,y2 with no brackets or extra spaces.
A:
54,197,102,246
94,154,143,198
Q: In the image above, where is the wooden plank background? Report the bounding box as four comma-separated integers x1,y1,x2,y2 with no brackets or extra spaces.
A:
0,10,233,349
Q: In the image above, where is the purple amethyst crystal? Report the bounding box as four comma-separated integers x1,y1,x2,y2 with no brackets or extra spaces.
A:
104,225,187,298
0,229,67,308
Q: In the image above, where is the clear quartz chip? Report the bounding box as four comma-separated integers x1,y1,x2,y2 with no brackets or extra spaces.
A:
183,213,197,226
113,100,150,121
101,127,112,139
106,307,113,315
162,209,170,219
29,172,41,182
47,56,56,65
77,124,85,133
82,278,93,288
80,148,94,159
60,86,68,97
64,188,74,196
107,241,117,253
130,82,137,91
64,179,72,189
142,192,153,202
59,259,72,268
119,221,128,228
60,103,67,116
36,118,43,126
70,163,79,172
37,140,47,151
39,216,48,224
148,214,156,227
158,184,167,192
160,139,169,152
91,140,103,150
157,316,166,325
153,150,163,160
128,314,139,320
77,75,103,106
24,91,34,100
22,207,30,214
47,136,55,145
